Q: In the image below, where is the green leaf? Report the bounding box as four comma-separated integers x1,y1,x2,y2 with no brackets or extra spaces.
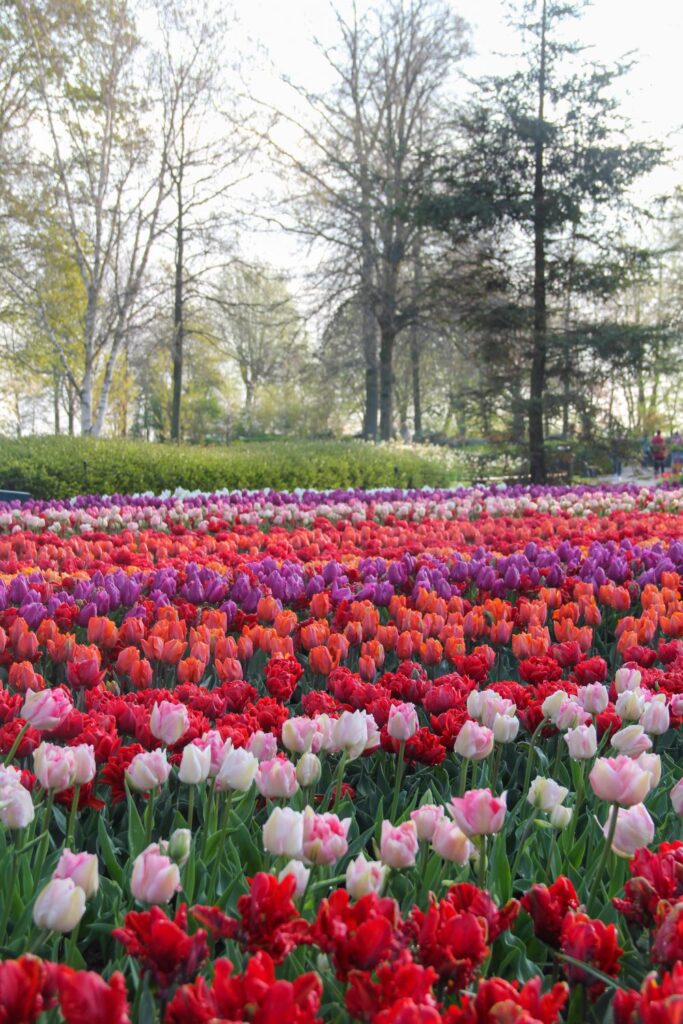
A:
126,788,147,859
98,814,124,886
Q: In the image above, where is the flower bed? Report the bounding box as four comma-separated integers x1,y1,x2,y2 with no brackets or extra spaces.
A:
0,485,681,1022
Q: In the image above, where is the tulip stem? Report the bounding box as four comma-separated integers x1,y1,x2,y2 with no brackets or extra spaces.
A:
588,803,618,913
522,719,545,798
207,791,233,898
4,722,29,767
478,835,487,889
144,789,155,846
187,787,195,832
509,818,534,883
29,928,51,954
458,757,468,797
333,752,348,811
65,785,81,849
0,831,21,944
389,741,406,821
33,790,55,882
490,745,503,794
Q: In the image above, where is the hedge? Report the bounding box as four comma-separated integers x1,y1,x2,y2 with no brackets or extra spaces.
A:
0,436,454,499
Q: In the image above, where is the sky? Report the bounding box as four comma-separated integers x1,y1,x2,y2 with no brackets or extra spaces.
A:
230,0,683,271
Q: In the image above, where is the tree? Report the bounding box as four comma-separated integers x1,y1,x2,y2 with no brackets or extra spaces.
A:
419,0,663,480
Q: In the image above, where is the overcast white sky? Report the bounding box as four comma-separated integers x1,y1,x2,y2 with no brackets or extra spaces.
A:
228,0,682,271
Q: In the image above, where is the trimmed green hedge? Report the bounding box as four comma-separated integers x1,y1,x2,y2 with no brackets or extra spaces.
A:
0,436,454,499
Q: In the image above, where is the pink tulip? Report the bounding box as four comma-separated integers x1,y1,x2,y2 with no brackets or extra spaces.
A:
640,698,670,736
278,859,310,898
302,807,351,865
246,730,278,762
410,804,444,842
671,778,683,816
564,723,597,760
554,699,591,731
449,788,507,836
125,750,171,792
178,742,211,785
21,688,73,732
611,725,652,758
345,853,387,898
637,752,661,791
71,744,96,785
387,702,418,741
216,747,258,793
492,713,519,743
0,782,34,829
282,717,319,754
255,756,299,799
149,700,189,746
195,730,231,776
578,683,608,715
33,878,86,933
605,804,655,857
615,690,646,722
614,666,642,694
431,819,473,864
53,849,99,898
131,844,181,904
262,807,304,859
33,742,76,792
589,755,652,806
380,820,419,869
453,720,494,761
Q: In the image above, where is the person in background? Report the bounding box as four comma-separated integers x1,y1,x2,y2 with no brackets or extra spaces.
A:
651,429,667,477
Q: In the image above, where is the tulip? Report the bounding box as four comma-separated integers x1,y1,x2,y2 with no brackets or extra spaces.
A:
605,804,655,857
332,710,376,761
71,744,96,785
278,859,310,898
178,742,211,785
614,666,642,694
637,752,661,791
149,701,189,746
449,788,507,836
246,730,278,762
493,712,519,743
549,805,573,830
564,723,597,760
167,828,191,867
262,807,304,859
431,819,473,864
296,752,322,788
21,688,73,732
380,820,418,869
528,776,568,813
387,702,418,741
130,844,181,904
282,717,319,754
302,807,351,865
33,878,86,933
345,853,387,898
0,782,34,829
554,699,591,731
53,850,99,898
255,757,299,799
33,743,76,792
454,720,494,761
216,747,258,793
410,803,444,842
541,691,566,722
615,690,646,722
640,697,670,736
589,755,652,807
125,750,171,792
578,683,608,715
671,778,683,816
611,725,652,758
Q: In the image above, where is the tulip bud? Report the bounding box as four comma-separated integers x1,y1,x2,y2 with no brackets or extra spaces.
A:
33,878,86,933
637,752,661,791
345,853,387,898
541,691,566,722
578,683,608,715
493,712,519,743
387,702,418,741
278,859,310,898
125,750,171,792
296,752,322,788
589,755,652,806
131,844,181,904
549,805,573,830
178,742,211,785
53,850,99,898
528,776,568,813
167,828,192,867
150,701,189,746
449,788,507,836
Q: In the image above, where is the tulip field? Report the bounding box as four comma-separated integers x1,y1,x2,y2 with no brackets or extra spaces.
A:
1,482,683,1023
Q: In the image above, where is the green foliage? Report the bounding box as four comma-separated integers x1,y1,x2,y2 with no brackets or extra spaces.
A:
0,435,454,498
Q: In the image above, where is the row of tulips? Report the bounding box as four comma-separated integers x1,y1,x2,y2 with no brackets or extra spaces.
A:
0,486,681,1021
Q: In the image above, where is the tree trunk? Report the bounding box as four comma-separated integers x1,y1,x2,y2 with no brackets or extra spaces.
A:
529,0,548,484
360,217,378,440
53,373,60,434
171,174,184,442
80,360,93,435
410,247,423,441
379,324,395,441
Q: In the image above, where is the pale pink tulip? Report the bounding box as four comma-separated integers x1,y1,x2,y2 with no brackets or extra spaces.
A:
410,804,444,842
493,713,519,743
554,699,591,731
125,750,171,792
71,744,96,785
387,702,418,741
637,752,661,791
302,807,351,865
150,701,189,746
278,859,310,897
671,778,683,816
53,849,99,898
527,777,568,813
380,820,419,869
296,752,322,787
131,844,181,904
454,720,494,761
578,683,608,715
262,807,304,859
640,698,670,736
449,788,507,836
431,819,473,864
345,853,387,898
33,878,86,932
255,757,299,799
611,725,652,758
606,804,655,857
0,783,34,829
564,723,597,760
589,755,652,806
21,688,73,731
195,730,232,775
615,690,646,722
246,730,278,762
282,717,319,754
614,666,642,694
33,742,76,792
216,747,258,793
178,742,211,785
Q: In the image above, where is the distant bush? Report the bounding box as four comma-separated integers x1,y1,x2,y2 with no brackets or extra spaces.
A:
0,436,454,499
